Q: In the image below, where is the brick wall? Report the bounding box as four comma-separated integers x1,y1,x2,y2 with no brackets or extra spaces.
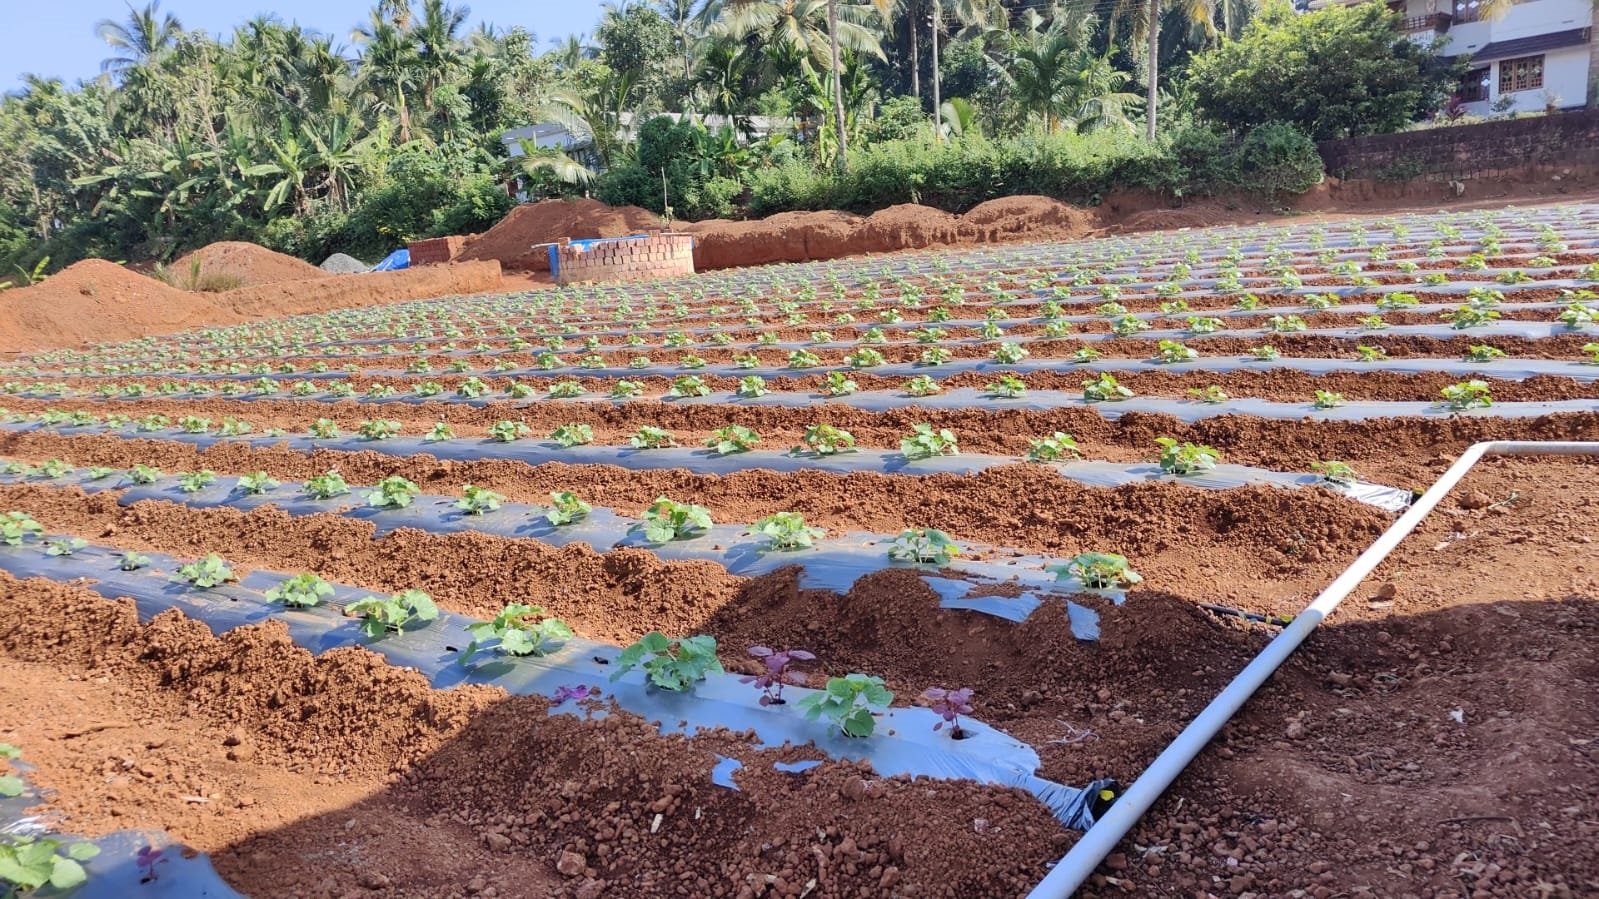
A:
407,236,468,267
1318,109,1599,181
555,232,696,285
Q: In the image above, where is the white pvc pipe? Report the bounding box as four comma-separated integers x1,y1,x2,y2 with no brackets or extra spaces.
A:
1027,440,1599,898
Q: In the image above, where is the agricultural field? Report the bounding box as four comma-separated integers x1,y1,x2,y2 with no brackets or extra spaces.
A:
1,202,1596,899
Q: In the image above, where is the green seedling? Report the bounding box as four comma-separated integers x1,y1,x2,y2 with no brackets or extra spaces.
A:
1048,552,1143,589
1356,345,1387,362
366,476,420,509
118,552,151,571
612,632,723,692
346,589,439,639
548,380,585,398
304,471,350,499
794,424,855,456
1155,438,1220,475
736,375,768,397
126,464,161,485
630,426,676,449
901,423,958,459
0,833,101,893
1249,345,1280,361
1463,344,1506,362
745,512,824,550
631,497,712,544
1082,372,1133,402
425,422,456,441
178,470,217,493
549,423,593,447
174,554,234,588
308,418,340,439
44,537,87,557
1311,460,1359,487
544,491,591,526
1439,379,1493,411
904,375,941,397
610,380,643,399
456,484,505,515
669,376,710,398
460,603,573,662
1188,385,1229,404
1072,346,1102,363
705,425,760,455
265,572,334,608
796,673,894,738
984,375,1027,398
1026,432,1081,462
820,371,859,396
887,528,960,565
489,420,531,443
1312,390,1345,409
1154,340,1197,364
990,343,1029,364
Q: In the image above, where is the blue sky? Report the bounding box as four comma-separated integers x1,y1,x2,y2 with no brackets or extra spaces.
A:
6,0,608,90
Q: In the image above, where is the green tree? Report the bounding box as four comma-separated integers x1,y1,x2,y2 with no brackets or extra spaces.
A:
1188,1,1456,140
95,0,184,76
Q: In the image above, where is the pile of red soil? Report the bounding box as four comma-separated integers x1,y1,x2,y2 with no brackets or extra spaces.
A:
679,195,1098,270
0,258,503,353
456,198,665,271
170,241,326,286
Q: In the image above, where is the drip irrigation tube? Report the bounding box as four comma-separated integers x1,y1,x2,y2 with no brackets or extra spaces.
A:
1024,439,1599,899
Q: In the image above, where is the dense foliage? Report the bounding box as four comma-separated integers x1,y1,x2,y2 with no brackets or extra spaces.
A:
0,0,1456,278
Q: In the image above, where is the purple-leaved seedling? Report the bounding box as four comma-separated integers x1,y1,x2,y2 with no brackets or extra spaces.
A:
552,684,590,705
924,687,975,739
137,845,168,884
740,646,816,706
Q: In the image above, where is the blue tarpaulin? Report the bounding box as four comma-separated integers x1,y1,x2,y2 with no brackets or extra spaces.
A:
371,249,409,271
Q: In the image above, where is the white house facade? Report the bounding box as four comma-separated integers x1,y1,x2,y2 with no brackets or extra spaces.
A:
1314,0,1595,115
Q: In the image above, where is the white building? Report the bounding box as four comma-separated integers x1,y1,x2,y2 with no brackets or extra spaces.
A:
1314,0,1595,115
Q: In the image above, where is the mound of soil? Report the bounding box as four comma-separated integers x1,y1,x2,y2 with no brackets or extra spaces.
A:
0,258,502,353
679,196,1098,270
171,241,326,286
456,198,665,271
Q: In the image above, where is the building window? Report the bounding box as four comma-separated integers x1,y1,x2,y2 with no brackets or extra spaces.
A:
1453,0,1486,23
1498,55,1545,93
1459,66,1491,102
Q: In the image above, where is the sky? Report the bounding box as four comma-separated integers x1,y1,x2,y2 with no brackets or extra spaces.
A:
4,0,609,91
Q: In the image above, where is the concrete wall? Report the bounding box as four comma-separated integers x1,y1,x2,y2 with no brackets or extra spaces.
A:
1318,106,1599,180
554,232,695,285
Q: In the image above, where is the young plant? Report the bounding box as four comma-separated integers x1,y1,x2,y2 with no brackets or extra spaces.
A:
177,469,217,493
1356,344,1388,362
1154,339,1198,363
787,349,822,369
44,537,87,557
1440,304,1500,329
0,833,100,894
459,603,573,662
887,528,960,565
741,646,816,705
488,420,531,443
346,589,439,639
631,497,712,544
1266,314,1308,333
745,512,824,550
1026,432,1081,462
611,632,724,692
549,423,594,447
845,347,886,368
1463,344,1506,362
1048,552,1143,589
1188,385,1229,404
795,424,855,455
984,374,1027,398
669,375,710,398
118,551,151,571
923,687,975,738
901,423,958,459
307,418,340,439
548,380,585,398
174,553,234,589
1250,345,1280,361
705,425,760,455
630,426,677,449
819,371,859,396
126,464,161,485
265,572,334,609
456,484,505,515
1312,390,1345,409
610,380,644,399
1110,315,1149,337
918,346,952,366
1082,372,1133,402
736,375,768,397
544,491,591,526
796,673,894,738
1155,438,1220,475
366,475,420,509
1311,460,1359,487
1439,379,1493,410
1071,346,1102,363
304,470,350,499
991,342,1029,364
1583,342,1599,363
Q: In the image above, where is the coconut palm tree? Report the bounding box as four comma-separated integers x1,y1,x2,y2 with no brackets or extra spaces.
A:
95,0,183,76
412,0,470,112
353,9,420,142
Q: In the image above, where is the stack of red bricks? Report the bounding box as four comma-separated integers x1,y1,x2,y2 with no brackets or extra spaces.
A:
406,236,468,267
555,231,695,285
